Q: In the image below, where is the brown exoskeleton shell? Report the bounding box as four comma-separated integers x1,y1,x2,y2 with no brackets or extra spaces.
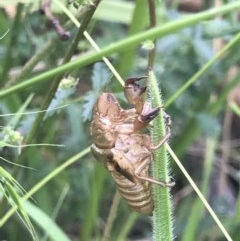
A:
90,77,174,215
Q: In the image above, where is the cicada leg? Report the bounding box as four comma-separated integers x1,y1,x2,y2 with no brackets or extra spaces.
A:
150,111,171,150
134,155,175,187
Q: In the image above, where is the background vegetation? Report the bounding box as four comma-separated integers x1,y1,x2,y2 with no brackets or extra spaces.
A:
0,0,240,240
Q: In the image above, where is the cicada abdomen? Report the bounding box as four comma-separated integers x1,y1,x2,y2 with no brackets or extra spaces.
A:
111,168,153,215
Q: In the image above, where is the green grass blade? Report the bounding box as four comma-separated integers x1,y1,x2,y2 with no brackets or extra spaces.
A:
1,1,240,98
167,144,233,241
24,201,71,241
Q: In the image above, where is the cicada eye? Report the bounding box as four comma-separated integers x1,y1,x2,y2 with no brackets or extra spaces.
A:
114,162,121,173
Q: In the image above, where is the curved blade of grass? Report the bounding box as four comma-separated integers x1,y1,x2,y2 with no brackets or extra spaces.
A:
1,1,240,98
0,147,90,226
6,93,34,127
116,212,139,241
117,0,148,75
24,201,71,241
80,163,106,241
0,156,35,170
181,137,218,241
0,104,69,117
0,168,38,240
42,184,70,241
53,0,124,86
229,101,240,116
0,29,9,39
166,31,240,107
101,191,121,241
166,144,233,241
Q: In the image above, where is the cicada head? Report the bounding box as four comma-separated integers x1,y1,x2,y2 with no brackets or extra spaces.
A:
124,77,147,114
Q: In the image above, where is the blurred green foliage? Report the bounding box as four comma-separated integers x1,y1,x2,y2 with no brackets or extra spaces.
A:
0,0,240,241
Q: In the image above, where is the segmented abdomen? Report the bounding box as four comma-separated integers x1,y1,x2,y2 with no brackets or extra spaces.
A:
111,171,153,215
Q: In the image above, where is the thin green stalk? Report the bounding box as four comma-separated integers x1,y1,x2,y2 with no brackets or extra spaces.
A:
147,2,173,240
147,0,157,69
1,1,240,99
23,0,101,146
0,1,100,217
229,101,240,116
42,184,70,241
116,212,139,241
172,118,200,157
235,192,240,223
0,29,9,39
56,0,124,86
117,0,148,76
210,73,240,115
0,147,90,227
166,31,240,107
79,163,106,241
0,3,23,86
148,70,173,241
181,137,218,241
10,0,101,181
5,40,53,88
101,191,121,241
172,71,240,158
167,145,233,241
6,6,87,87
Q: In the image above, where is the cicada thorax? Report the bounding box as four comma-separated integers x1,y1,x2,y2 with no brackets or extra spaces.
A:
90,92,130,149
90,117,117,149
